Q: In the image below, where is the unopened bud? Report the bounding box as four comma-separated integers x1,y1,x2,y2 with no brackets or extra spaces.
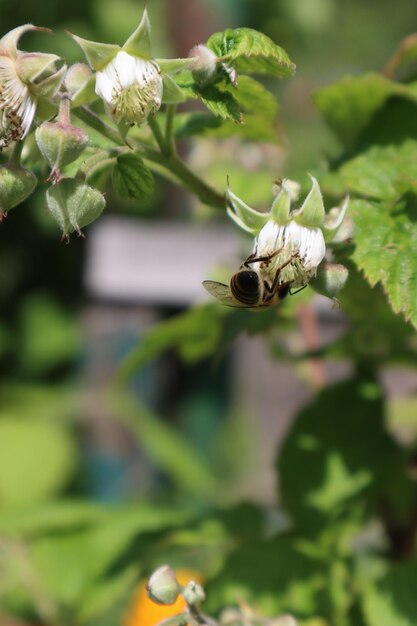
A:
36,98,89,183
65,63,96,107
0,163,37,219
182,581,205,605
189,45,218,85
46,178,105,238
311,262,349,298
146,565,181,606
65,63,92,96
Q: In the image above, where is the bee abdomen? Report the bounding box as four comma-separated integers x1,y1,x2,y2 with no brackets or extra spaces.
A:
230,270,261,305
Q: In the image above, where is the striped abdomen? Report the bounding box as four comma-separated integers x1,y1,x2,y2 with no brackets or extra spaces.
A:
230,270,261,306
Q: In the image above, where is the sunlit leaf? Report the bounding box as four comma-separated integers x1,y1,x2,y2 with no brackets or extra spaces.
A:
279,378,403,533
0,418,77,509
207,28,295,77
363,563,417,626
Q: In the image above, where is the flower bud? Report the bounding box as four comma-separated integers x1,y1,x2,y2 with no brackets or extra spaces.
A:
0,163,37,219
46,178,105,238
65,63,92,95
64,63,96,107
310,262,349,298
36,98,89,183
182,581,206,605
146,565,181,606
189,45,218,85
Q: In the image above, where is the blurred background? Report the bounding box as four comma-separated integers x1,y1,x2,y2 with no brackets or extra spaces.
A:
1,1,417,625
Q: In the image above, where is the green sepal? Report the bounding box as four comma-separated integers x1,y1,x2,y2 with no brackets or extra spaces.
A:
32,64,66,98
123,6,152,59
16,52,61,83
162,75,186,104
0,164,37,215
46,178,105,236
271,182,292,224
323,195,349,241
70,73,98,107
157,57,196,74
0,24,48,58
226,185,269,235
68,32,120,71
293,175,325,228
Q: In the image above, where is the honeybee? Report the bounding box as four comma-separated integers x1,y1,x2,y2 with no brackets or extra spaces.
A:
203,250,303,309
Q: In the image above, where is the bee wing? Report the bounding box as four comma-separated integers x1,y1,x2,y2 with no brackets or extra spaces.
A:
202,280,250,308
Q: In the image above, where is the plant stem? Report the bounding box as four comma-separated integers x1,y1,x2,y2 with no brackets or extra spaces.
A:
165,104,177,156
141,147,225,209
74,106,225,209
148,114,168,154
73,106,125,146
9,140,24,166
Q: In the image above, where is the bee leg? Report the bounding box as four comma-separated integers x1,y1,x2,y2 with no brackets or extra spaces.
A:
289,284,308,296
269,253,299,291
243,247,284,268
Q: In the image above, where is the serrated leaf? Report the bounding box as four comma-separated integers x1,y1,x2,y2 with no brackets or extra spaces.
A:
207,28,295,77
174,70,242,122
350,197,417,329
279,378,402,533
112,152,154,201
315,73,417,149
340,140,417,201
363,563,417,626
175,76,278,142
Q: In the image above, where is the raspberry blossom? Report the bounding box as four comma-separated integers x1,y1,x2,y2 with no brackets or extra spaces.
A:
0,25,65,149
226,176,349,292
70,7,192,126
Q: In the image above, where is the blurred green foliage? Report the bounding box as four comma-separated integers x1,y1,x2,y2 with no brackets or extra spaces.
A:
1,1,417,626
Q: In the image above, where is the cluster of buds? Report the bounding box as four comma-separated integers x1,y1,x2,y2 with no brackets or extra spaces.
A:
224,177,350,301
0,6,195,235
146,566,299,626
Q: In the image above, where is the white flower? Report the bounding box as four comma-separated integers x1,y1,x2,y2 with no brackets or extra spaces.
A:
95,49,162,125
0,54,36,147
252,218,326,287
0,25,65,150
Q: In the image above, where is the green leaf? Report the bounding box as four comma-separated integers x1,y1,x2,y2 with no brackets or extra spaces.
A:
112,152,154,201
279,378,402,534
175,70,242,122
0,417,77,509
206,535,322,617
363,563,417,626
0,500,104,536
175,76,279,143
77,566,137,624
315,73,397,149
315,74,417,150
340,140,417,201
207,28,295,77
197,84,242,122
28,504,192,608
350,197,417,329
